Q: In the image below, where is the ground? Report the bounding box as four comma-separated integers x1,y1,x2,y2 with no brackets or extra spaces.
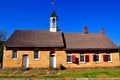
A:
0,68,120,78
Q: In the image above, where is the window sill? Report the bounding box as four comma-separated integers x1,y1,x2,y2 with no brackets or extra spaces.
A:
80,62,85,63
12,58,17,60
67,62,72,64
34,58,39,60
108,61,112,63
95,61,100,63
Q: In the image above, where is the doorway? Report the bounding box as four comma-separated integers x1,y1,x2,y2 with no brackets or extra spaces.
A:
22,55,29,68
50,52,56,68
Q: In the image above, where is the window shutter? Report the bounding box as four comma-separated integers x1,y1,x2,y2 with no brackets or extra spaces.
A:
72,55,76,63
85,55,89,62
103,55,108,62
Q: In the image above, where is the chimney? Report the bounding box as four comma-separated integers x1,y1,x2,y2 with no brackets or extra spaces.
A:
101,28,105,34
83,27,88,34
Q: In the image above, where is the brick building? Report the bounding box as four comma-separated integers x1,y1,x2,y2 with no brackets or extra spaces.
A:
2,11,119,69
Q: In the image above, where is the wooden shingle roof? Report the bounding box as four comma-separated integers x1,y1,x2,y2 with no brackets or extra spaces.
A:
5,30,118,50
64,33,118,50
5,30,64,47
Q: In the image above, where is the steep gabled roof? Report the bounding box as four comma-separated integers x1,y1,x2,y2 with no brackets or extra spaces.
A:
64,33,118,50
5,30,64,47
5,30,118,50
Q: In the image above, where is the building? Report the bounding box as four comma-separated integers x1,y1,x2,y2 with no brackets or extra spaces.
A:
2,11,119,69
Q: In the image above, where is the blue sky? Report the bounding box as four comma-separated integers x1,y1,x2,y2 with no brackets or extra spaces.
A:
0,0,120,46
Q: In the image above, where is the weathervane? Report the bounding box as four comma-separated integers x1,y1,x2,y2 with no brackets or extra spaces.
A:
51,0,55,10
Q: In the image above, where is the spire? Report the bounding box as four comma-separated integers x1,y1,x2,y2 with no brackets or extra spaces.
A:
50,11,58,18
50,0,57,18
49,0,58,32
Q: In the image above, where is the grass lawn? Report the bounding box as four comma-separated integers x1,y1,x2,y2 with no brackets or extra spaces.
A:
0,68,120,78
41,68,120,78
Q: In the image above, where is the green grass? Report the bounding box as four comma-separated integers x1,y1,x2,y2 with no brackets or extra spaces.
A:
1,68,120,78
41,69,120,78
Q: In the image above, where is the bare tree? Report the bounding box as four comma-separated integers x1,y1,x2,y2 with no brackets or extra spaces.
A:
0,30,7,41
0,30,7,67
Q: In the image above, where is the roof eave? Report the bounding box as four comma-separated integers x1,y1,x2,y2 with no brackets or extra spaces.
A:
64,48,119,51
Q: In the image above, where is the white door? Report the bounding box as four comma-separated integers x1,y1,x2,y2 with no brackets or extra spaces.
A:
23,55,29,68
50,54,56,68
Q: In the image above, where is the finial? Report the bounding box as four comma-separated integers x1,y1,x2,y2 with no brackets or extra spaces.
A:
51,0,55,10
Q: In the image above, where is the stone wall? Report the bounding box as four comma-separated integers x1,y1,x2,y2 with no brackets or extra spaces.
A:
56,52,120,68
2,49,50,68
2,48,120,68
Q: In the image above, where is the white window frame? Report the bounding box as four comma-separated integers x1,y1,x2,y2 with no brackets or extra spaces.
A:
12,49,18,60
67,54,72,63
107,53,112,62
94,53,100,63
80,54,85,63
34,49,40,60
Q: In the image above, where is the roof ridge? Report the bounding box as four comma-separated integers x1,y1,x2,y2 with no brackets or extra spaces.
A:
64,32,103,35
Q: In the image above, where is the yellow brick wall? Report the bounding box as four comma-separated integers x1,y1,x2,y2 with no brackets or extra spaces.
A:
2,48,120,68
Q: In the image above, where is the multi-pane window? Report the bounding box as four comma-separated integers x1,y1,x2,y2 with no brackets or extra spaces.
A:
34,49,39,59
67,54,76,63
93,53,100,62
103,53,112,62
12,49,17,59
80,54,89,63
67,54,72,63
80,54,85,63
107,53,112,62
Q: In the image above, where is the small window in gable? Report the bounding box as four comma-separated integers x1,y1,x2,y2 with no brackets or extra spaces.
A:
34,49,39,60
12,49,17,59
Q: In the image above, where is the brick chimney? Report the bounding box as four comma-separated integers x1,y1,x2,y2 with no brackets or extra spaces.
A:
101,28,105,34
83,27,88,34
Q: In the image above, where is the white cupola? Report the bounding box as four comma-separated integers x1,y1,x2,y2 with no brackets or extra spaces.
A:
50,11,58,32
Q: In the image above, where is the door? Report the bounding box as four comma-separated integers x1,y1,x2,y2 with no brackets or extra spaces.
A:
50,54,56,68
22,55,29,68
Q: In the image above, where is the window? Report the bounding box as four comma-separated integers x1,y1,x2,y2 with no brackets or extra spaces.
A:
52,18,56,27
107,53,112,62
80,54,89,63
93,53,100,62
67,54,72,63
12,49,17,59
80,54,85,63
67,54,76,63
103,53,112,62
34,49,39,60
